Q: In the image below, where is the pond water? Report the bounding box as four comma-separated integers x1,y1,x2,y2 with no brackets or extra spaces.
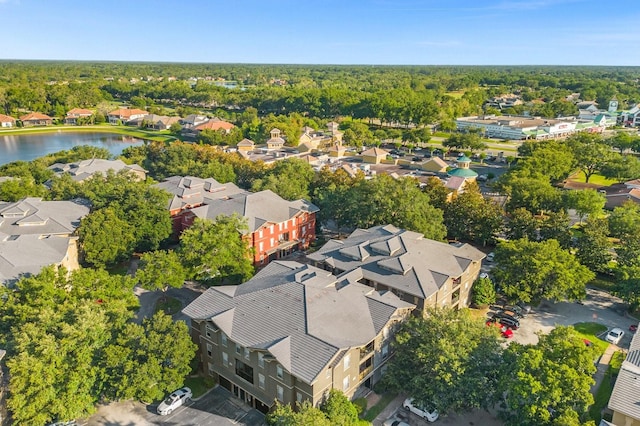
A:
0,132,145,165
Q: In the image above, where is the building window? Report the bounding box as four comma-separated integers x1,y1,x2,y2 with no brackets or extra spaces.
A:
208,362,215,376
276,364,284,379
258,353,264,368
277,385,284,402
270,225,274,233
259,229,263,238
343,353,351,370
343,376,349,391
244,347,250,360
270,237,274,247
221,333,227,347
382,327,389,339
297,392,303,403
205,326,214,338
382,344,389,359
236,344,242,355
235,360,254,384
259,373,265,389
259,241,264,252
207,343,213,357
222,352,229,366
278,222,282,231
326,368,331,379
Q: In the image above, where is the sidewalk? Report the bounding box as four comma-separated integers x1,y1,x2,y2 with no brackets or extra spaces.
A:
371,394,404,426
591,344,618,394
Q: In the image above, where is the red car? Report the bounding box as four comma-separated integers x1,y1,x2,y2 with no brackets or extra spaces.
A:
486,319,514,338
630,324,638,333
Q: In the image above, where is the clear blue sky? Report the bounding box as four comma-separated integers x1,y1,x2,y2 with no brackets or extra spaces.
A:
1,0,638,65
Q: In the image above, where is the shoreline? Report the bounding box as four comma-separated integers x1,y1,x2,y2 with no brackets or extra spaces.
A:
0,125,178,143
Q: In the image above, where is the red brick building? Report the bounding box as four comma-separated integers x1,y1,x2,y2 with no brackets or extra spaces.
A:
154,176,318,265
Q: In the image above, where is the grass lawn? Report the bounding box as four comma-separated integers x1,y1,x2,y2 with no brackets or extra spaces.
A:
106,262,130,276
361,392,397,422
589,350,625,423
444,91,465,99
567,171,617,186
184,376,216,399
573,322,609,355
155,296,182,315
588,275,617,292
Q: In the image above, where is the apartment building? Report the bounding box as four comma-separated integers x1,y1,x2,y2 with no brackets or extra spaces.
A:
608,322,640,426
182,261,414,412
307,225,486,311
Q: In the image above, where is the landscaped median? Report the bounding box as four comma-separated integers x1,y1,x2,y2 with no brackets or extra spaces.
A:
0,124,179,143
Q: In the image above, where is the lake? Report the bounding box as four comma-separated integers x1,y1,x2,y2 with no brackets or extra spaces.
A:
0,132,145,165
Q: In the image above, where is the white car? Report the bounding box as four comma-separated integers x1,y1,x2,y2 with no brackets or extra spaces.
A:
157,387,192,415
605,328,625,345
486,252,495,262
383,419,410,426
403,398,439,422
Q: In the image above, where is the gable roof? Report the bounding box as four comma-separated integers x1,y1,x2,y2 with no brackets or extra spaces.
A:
0,198,89,236
190,189,319,233
153,176,246,212
361,147,389,157
66,108,93,116
425,157,448,168
308,225,485,300
107,108,148,118
608,322,640,421
48,159,146,182
20,112,52,121
0,114,16,123
182,261,414,384
195,118,235,131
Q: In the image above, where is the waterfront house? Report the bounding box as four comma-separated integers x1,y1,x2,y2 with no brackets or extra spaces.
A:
47,159,146,183
64,108,93,125
20,112,53,127
107,108,148,125
0,114,16,128
182,260,414,412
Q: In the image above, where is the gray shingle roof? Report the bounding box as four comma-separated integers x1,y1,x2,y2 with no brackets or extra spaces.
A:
48,159,146,182
190,189,319,233
608,322,640,421
153,176,246,212
182,261,414,384
0,198,88,285
307,225,485,300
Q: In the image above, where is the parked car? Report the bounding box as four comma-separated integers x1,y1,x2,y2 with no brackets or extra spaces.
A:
486,319,514,338
486,252,495,262
489,312,520,330
516,301,532,315
403,398,439,422
502,305,526,318
477,174,488,182
383,419,410,426
412,156,423,162
157,387,192,415
630,324,638,333
605,328,625,345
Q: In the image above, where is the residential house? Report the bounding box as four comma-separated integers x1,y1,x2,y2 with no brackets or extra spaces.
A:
0,114,16,128
194,118,235,134
182,260,414,412
47,159,146,183
180,114,209,129
601,182,640,210
307,224,486,311
20,112,53,127
361,147,389,164
607,322,640,426
421,156,448,173
64,108,93,125
266,128,286,150
0,198,89,286
485,94,523,110
107,108,148,125
153,176,318,265
128,114,181,130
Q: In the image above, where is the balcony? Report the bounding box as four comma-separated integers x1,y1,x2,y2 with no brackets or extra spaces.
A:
359,360,373,380
360,341,375,359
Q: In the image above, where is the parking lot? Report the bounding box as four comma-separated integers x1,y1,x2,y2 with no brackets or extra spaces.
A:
84,386,266,426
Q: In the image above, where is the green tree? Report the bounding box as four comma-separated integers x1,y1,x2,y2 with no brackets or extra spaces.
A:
384,309,503,414
566,134,613,183
499,326,596,426
505,207,538,241
574,217,612,273
102,312,197,402
251,158,315,200
135,250,186,292
421,176,449,210
321,389,359,425
492,239,594,304
0,177,47,201
600,153,640,183
471,276,496,307
444,183,503,246
538,210,573,249
614,266,640,310
78,207,136,268
609,202,640,267
179,215,255,285
267,401,331,426
564,189,606,223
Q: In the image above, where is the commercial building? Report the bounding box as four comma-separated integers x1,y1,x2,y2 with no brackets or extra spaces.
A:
455,115,604,140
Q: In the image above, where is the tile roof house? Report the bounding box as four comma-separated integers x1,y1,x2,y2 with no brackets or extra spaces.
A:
128,114,182,130
19,112,53,127
608,322,640,426
153,176,318,265
64,108,93,125
107,108,148,125
0,198,89,286
307,224,486,311
47,159,146,183
194,118,235,133
182,260,414,412
0,113,17,128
